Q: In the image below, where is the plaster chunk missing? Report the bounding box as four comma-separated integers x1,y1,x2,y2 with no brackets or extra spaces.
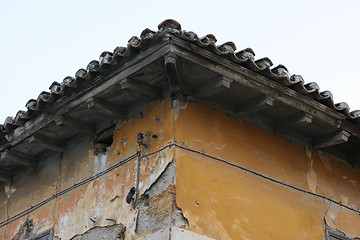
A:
136,161,175,234
11,219,34,240
172,100,187,121
136,161,189,234
173,202,189,229
69,224,125,240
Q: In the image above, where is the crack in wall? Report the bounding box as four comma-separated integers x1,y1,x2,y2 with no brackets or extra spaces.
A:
135,160,175,234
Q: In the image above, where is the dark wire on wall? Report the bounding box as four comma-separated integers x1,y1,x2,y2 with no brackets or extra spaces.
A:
1,143,359,228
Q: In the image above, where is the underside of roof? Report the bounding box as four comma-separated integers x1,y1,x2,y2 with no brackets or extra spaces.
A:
1,19,360,183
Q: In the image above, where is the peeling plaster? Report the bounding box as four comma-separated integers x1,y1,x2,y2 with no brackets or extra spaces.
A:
136,161,176,234
69,224,125,240
2,99,360,240
11,219,33,240
172,100,187,122
4,184,17,198
306,148,318,193
324,203,360,239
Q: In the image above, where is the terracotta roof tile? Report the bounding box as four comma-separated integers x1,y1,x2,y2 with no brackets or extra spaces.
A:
1,19,359,142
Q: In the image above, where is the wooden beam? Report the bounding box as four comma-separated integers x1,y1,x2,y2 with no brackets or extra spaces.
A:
164,54,181,94
55,116,95,135
0,170,11,183
29,134,66,152
1,149,37,167
170,39,344,127
5,42,170,148
120,78,161,99
194,76,233,98
276,112,313,130
237,95,275,116
87,97,127,118
313,130,350,149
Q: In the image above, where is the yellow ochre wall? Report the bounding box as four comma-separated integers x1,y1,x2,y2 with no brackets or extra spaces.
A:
0,97,359,240
174,101,360,240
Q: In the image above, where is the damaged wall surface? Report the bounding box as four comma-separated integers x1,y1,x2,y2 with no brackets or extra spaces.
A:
1,98,360,240
174,101,360,240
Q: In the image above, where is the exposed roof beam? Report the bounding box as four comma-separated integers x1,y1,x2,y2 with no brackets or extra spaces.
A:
194,76,233,98
237,95,275,116
87,97,127,118
5,41,170,147
0,170,11,183
120,78,162,99
313,130,350,149
1,149,37,167
55,116,95,136
29,134,66,152
276,112,313,130
164,54,181,94
171,39,344,128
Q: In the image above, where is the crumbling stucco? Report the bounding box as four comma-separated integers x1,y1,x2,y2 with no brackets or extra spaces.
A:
11,219,33,240
2,98,360,240
136,161,176,234
70,224,125,240
173,102,360,240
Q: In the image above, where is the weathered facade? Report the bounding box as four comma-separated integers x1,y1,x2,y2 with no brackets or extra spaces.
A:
1,20,359,239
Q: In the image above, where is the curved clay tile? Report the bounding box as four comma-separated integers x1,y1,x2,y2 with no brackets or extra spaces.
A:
213,42,237,55
180,31,199,42
1,19,359,141
140,28,156,40
87,60,101,73
99,51,114,65
198,34,217,47
158,19,182,33
38,91,54,103
63,76,78,88
262,65,291,85
13,110,29,126
128,36,142,48
75,68,91,81
113,46,129,58
3,117,15,133
234,48,255,61
25,99,41,112
49,81,64,95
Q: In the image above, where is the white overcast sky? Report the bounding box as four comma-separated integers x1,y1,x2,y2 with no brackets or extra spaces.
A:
0,0,359,122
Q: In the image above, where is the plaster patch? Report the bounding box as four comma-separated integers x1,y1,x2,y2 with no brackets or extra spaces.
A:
305,147,312,160
307,170,317,193
306,150,317,193
93,153,108,174
318,152,333,173
349,179,356,186
340,195,348,205
173,100,187,121
4,184,17,198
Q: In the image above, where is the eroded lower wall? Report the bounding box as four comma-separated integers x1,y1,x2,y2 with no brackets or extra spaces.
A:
1,98,360,240
173,101,360,239
0,98,179,240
